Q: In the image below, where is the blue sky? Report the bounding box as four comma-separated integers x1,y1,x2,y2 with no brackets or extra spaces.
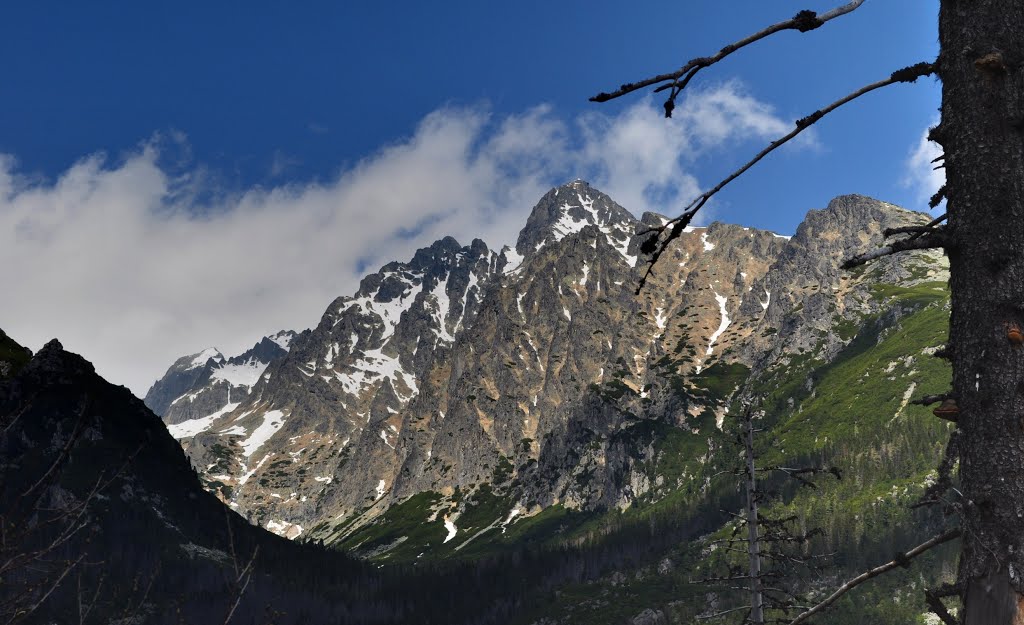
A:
0,1,942,393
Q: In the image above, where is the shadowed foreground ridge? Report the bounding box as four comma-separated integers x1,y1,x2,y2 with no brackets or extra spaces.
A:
3,334,748,624
0,337,586,624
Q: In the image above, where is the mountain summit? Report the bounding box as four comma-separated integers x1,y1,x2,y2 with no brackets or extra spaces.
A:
146,183,946,561
516,180,638,263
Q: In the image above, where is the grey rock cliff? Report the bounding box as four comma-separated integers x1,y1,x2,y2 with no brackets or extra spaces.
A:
151,183,945,545
145,330,296,428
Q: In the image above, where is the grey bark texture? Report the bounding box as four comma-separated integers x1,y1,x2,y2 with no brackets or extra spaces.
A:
745,413,764,625
937,0,1024,621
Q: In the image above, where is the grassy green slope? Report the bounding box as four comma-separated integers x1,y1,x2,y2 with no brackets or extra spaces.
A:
514,283,955,624
326,279,955,623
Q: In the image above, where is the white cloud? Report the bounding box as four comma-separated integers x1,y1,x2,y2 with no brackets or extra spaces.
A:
674,79,792,148
0,82,797,396
577,81,805,222
904,121,945,207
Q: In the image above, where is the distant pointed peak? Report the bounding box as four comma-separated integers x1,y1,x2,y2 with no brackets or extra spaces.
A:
186,347,223,370
517,180,637,259
42,338,63,351
266,330,297,351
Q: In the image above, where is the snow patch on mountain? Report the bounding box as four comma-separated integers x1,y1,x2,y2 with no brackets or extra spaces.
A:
211,358,268,388
431,276,454,342
501,245,524,274
167,402,240,439
340,276,423,341
268,331,296,351
240,409,286,457
654,307,668,332
696,289,731,374
443,516,458,543
337,347,418,401
265,519,303,540
188,348,223,369
706,290,731,355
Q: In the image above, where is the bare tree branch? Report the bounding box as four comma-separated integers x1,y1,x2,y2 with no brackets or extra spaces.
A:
924,584,959,625
787,529,960,625
222,546,258,625
910,393,951,407
17,553,87,623
591,1,867,107
896,212,948,242
21,399,90,498
635,62,935,292
696,604,751,620
884,225,941,237
840,232,946,269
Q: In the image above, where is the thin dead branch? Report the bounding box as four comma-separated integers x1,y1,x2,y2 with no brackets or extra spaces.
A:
222,546,259,625
591,1,867,108
787,529,960,625
840,232,946,269
636,62,935,292
924,583,959,625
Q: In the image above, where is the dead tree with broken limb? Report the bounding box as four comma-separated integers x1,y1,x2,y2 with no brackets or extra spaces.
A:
594,1,1024,623
696,409,838,624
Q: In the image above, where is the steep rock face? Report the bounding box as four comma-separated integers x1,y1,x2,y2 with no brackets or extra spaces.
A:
171,235,509,536
516,180,638,262
736,195,947,379
154,182,944,550
144,330,297,438
143,347,224,416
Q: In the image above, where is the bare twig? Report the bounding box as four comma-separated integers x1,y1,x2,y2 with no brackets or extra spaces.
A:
591,1,867,106
636,62,936,292
21,399,91,498
77,571,104,625
222,546,259,625
884,225,941,237
840,232,946,270
19,553,87,623
696,605,751,620
924,584,959,625
787,529,960,625
904,212,948,242
910,394,951,407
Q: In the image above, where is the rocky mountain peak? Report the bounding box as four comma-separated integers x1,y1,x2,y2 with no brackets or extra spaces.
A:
796,194,914,238
145,332,296,426
16,338,97,384
516,180,638,263
786,194,930,263
145,184,949,552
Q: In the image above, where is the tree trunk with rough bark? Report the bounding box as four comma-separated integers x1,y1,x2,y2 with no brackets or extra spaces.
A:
937,1,1024,622
744,412,764,625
